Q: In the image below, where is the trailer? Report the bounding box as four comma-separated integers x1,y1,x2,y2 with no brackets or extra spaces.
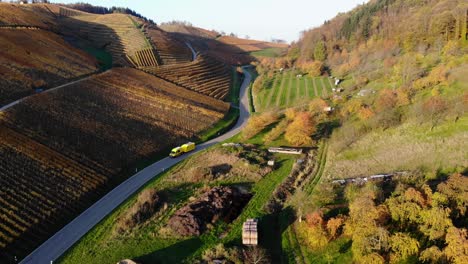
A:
169,142,195,157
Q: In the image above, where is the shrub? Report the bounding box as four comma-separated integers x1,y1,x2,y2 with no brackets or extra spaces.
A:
242,112,278,140
117,189,160,232
285,112,316,146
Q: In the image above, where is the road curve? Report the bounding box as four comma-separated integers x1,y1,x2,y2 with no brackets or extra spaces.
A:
0,75,95,112
20,67,252,264
185,42,198,61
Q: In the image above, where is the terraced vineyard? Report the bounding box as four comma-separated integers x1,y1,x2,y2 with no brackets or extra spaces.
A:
254,70,335,111
59,12,155,67
144,54,232,100
144,25,193,65
0,68,229,261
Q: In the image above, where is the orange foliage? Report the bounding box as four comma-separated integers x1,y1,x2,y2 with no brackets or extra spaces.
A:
375,89,397,112
285,112,316,146
358,106,375,121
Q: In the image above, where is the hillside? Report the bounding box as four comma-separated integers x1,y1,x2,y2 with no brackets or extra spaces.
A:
0,68,230,262
0,3,251,262
159,22,219,39
0,3,99,106
161,22,287,65
247,0,468,263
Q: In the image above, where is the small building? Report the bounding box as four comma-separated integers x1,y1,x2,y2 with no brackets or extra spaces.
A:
357,89,375,97
242,219,258,245
334,78,341,86
323,106,334,112
19,1,28,4
267,160,275,167
296,74,303,78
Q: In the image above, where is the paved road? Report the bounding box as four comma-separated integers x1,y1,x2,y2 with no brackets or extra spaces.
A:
0,75,94,112
185,42,198,61
20,67,252,264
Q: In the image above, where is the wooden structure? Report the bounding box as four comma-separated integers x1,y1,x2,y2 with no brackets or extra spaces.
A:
242,218,258,245
268,147,303,155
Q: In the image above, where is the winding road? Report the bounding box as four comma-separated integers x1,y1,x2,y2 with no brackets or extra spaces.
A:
0,75,95,112
20,67,252,264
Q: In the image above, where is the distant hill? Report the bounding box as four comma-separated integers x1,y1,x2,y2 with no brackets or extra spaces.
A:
160,22,219,39
160,22,286,64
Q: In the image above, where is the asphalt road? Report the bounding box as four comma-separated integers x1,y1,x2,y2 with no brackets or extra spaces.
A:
0,76,95,112
20,67,252,264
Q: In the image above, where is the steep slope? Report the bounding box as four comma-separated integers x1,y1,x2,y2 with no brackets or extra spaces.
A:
0,3,99,106
0,68,229,262
249,1,468,263
254,0,468,178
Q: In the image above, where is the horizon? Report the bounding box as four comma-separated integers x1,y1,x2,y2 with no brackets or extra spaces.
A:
49,0,366,43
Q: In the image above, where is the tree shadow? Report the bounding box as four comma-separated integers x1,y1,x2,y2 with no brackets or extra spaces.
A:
313,119,341,140
258,206,296,264
134,237,203,264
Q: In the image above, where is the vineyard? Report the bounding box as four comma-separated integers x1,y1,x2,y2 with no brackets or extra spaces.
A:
59,12,155,67
144,54,232,100
0,28,98,106
144,26,193,65
218,35,288,52
0,3,58,29
0,68,229,261
254,70,335,111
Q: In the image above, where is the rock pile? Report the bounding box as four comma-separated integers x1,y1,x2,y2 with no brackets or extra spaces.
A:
168,186,251,236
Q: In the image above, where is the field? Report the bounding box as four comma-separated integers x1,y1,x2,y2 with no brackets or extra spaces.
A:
59,12,155,67
254,70,335,112
0,3,58,29
250,47,286,58
0,68,230,262
145,54,232,100
59,142,295,264
0,28,98,106
325,117,468,180
217,36,288,52
145,26,193,65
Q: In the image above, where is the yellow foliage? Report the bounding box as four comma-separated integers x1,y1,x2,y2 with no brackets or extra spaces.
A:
285,112,316,146
242,112,278,140
296,222,329,250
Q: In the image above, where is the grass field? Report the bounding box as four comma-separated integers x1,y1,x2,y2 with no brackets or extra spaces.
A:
59,144,294,264
254,70,335,112
250,47,286,58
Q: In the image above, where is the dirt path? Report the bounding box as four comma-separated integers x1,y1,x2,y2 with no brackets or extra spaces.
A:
0,74,96,112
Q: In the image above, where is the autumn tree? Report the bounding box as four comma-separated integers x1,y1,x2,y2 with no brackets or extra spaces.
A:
242,246,269,264
444,227,468,264
437,173,468,220
422,95,448,129
375,89,397,113
390,232,420,262
346,191,390,261
285,112,316,146
263,119,288,144
326,216,345,239
242,112,278,140
314,41,327,61
419,246,445,263
308,98,329,121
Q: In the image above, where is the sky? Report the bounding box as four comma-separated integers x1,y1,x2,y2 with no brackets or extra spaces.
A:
50,0,365,43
